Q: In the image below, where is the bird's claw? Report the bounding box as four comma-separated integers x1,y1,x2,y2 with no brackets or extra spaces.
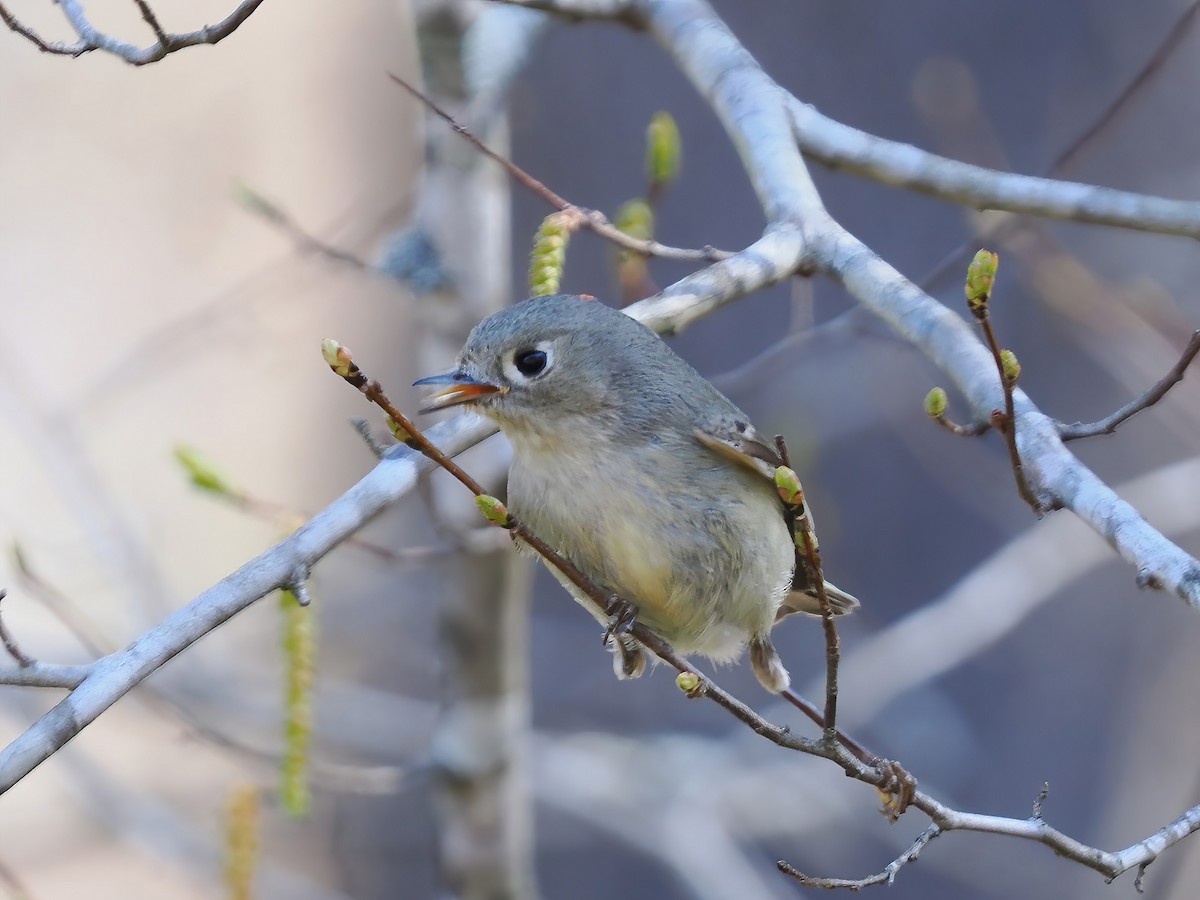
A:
603,596,638,647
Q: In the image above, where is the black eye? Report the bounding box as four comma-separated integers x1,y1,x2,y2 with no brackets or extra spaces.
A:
513,349,548,377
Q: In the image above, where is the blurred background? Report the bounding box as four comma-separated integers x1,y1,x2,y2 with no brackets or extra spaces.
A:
1,0,1199,897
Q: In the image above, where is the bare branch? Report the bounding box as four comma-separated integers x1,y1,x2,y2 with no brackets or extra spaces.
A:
132,0,169,45
488,0,638,21
0,0,266,65
0,590,34,668
1060,330,1200,440
234,185,376,273
388,73,731,263
778,824,942,889
822,228,1200,603
0,661,92,689
787,94,1200,241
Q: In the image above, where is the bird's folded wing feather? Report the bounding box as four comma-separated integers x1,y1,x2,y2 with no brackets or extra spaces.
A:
693,413,859,619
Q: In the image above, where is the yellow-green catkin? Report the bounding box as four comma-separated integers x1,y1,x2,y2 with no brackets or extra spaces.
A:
645,111,682,187
614,198,655,243
529,213,571,296
280,587,315,817
226,784,260,900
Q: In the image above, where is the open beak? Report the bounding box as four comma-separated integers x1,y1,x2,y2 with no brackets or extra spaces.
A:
413,370,506,412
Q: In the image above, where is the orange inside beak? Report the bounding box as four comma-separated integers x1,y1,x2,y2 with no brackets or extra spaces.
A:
414,372,506,412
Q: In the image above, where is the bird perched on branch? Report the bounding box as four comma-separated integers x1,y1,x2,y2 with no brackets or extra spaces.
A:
416,293,857,692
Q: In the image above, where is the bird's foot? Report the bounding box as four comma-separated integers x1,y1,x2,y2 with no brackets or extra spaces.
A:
602,595,638,647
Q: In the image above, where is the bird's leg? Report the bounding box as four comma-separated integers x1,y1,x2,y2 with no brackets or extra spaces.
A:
602,594,639,646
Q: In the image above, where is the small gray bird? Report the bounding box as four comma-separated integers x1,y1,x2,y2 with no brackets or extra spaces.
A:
416,294,857,692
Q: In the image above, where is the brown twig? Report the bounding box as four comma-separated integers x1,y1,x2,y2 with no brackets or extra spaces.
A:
387,73,731,264
1059,330,1200,440
977,316,1042,513
777,823,942,889
0,590,35,668
133,0,169,44
779,688,875,766
235,186,376,273
932,415,990,437
774,435,841,736
0,2,85,55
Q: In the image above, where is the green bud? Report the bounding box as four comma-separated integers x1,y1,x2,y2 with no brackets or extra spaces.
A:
385,416,413,443
924,387,949,418
1000,349,1021,384
529,214,571,297
475,494,511,528
174,445,233,495
965,249,999,317
774,465,804,506
614,198,655,243
675,671,702,695
646,111,682,186
321,338,355,378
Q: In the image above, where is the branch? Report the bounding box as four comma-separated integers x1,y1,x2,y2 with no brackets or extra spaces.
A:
1059,330,1200,440
0,661,92,689
821,228,1200,603
0,0,266,65
778,824,942,889
489,0,639,23
389,73,730,264
787,94,1200,241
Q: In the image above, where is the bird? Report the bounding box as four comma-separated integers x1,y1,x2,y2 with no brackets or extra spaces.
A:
415,293,857,693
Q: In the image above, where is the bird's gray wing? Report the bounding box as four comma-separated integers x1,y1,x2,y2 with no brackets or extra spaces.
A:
693,413,859,620
692,412,783,481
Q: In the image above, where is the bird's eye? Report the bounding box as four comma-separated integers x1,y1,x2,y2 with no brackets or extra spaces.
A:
513,349,548,377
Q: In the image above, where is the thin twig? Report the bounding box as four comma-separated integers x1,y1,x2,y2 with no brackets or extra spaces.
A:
774,436,841,736
0,590,34,668
777,824,942,889
977,317,1042,513
0,2,86,55
387,73,731,264
779,688,875,766
933,415,990,437
1059,330,1200,440
1,0,266,65
236,186,376,273
132,0,169,44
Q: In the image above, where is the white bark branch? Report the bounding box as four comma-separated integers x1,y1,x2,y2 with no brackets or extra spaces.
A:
787,95,1200,241
0,662,92,689
0,0,266,65
821,229,1200,604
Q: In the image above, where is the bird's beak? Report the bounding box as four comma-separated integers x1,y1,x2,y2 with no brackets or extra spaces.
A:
413,370,506,412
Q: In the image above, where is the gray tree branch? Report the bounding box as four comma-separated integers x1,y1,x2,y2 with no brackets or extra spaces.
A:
0,0,266,64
